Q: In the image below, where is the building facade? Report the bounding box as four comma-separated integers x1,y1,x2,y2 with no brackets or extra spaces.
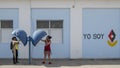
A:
0,0,120,59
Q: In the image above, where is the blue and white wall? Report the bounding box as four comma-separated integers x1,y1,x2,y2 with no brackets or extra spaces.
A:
0,8,18,58
83,9,120,58
80,0,120,59
31,8,70,58
0,0,120,59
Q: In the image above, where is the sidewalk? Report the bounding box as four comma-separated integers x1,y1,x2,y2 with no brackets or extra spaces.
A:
0,59,120,68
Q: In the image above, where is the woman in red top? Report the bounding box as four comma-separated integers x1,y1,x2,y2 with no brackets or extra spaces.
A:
41,35,52,64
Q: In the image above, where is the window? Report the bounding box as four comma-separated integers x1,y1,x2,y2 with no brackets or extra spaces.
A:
0,20,13,43
37,20,63,43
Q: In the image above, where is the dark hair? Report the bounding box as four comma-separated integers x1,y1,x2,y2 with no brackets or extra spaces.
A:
12,37,17,40
47,35,52,39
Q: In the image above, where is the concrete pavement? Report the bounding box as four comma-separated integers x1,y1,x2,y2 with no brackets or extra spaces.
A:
0,59,120,68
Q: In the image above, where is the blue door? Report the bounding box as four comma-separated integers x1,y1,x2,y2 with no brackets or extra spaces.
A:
82,9,120,58
31,9,70,58
0,9,19,58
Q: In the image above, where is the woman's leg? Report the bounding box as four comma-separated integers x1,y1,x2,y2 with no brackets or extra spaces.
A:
48,51,52,64
13,52,16,64
13,49,16,64
16,50,19,63
42,51,47,64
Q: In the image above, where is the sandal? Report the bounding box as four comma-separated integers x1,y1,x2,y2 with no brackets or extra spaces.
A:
42,61,45,64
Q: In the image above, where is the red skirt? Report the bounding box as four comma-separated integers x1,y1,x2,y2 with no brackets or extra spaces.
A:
44,45,51,51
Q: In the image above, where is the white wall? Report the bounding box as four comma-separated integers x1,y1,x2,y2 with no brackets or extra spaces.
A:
18,0,31,59
78,0,120,8
70,8,82,59
70,0,120,59
0,0,120,59
0,0,31,58
76,0,120,59
30,0,83,59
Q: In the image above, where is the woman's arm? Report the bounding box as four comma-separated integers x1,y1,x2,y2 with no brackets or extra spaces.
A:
13,41,19,44
41,40,45,42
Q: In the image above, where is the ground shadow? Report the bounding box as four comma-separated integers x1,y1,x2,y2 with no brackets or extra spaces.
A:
0,59,120,67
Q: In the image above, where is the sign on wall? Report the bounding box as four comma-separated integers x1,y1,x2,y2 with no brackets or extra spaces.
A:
83,29,118,47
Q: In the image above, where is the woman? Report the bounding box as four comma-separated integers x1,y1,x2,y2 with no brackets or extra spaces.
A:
11,37,19,64
41,35,52,64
